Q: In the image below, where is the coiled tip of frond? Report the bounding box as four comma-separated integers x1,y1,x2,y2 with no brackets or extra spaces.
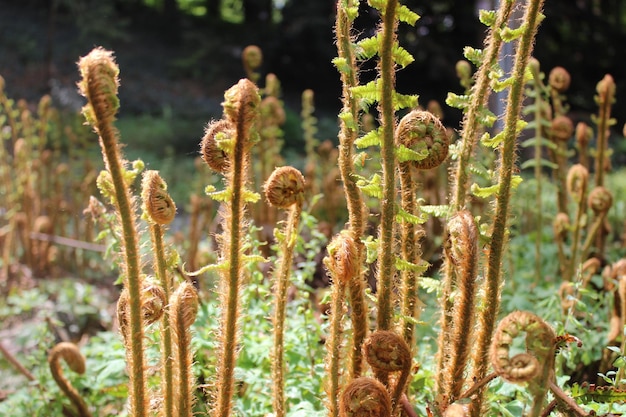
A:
596,74,616,103
171,282,199,330
117,289,130,339
141,170,176,225
395,109,449,170
588,186,613,215
339,377,392,417
575,122,592,147
444,210,477,270
48,342,86,375
550,115,574,142
77,47,120,125
34,215,53,234
263,166,305,209
566,164,589,203
548,66,571,92
553,212,570,240
490,311,555,384
260,96,286,126
200,119,234,174
363,330,411,373
324,231,359,285
223,78,261,136
142,283,166,326
242,45,263,72
455,60,472,81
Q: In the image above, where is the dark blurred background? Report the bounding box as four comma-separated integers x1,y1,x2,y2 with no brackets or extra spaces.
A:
1,0,624,156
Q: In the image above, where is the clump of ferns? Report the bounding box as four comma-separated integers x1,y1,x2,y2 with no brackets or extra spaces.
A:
79,48,199,417
195,77,264,417
330,1,449,414
0,83,99,279
439,1,547,415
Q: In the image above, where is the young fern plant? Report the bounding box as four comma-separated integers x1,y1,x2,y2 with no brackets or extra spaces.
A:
77,47,149,417
520,58,558,281
196,78,262,417
441,1,547,415
346,0,420,333
264,166,306,417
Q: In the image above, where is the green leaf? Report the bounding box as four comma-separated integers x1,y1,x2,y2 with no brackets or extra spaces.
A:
205,185,231,202
419,277,441,294
395,257,430,274
332,57,352,75
420,205,453,218
396,206,428,224
393,91,419,111
338,111,358,131
446,92,470,110
363,236,378,264
355,35,379,60
500,23,527,42
345,6,359,21
398,6,420,25
355,129,381,149
242,189,261,203
351,80,379,110
479,9,497,27
471,182,499,198
356,173,383,199
520,159,559,170
463,46,483,66
392,44,415,68
395,143,429,163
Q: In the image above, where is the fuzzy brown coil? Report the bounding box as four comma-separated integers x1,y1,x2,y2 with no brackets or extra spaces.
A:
548,66,571,92
550,115,574,142
141,283,166,326
566,164,589,203
260,96,286,126
363,330,411,373
325,231,359,285
263,166,306,208
48,342,92,417
553,212,570,240
222,78,260,138
339,377,392,417
242,45,263,73
200,119,234,174
171,281,199,330
575,122,592,147
141,170,176,225
490,311,555,384
77,47,120,125
588,186,613,215
395,109,449,170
